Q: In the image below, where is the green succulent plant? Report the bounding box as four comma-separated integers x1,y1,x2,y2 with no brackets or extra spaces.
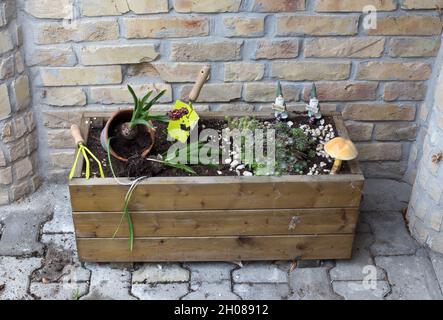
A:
120,85,169,140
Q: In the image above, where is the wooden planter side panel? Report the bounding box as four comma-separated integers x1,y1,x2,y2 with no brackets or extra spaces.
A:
70,176,363,212
73,208,359,238
76,234,355,262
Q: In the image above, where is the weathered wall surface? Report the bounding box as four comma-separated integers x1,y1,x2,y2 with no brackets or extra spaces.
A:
12,1,443,193
407,38,443,254
0,0,40,204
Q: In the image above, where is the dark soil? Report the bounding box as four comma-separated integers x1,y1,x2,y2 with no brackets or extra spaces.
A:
109,116,152,160
83,113,349,178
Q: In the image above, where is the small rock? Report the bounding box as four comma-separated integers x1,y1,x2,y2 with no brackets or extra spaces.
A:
230,160,239,168
243,171,253,176
217,170,222,175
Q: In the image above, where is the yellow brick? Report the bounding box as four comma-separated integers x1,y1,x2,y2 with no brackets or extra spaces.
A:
357,143,402,161
368,16,442,36
35,20,119,45
13,75,31,110
389,38,440,57
80,44,159,65
252,0,305,12
343,103,416,121
90,84,172,104
40,88,86,106
402,0,443,9
174,0,241,12
171,41,242,61
0,84,11,120
272,61,351,81
25,0,73,19
39,66,122,86
224,62,264,81
316,0,396,11
357,61,432,81
180,83,242,102
244,83,300,102
277,15,358,36
123,17,209,38
255,39,299,59
305,37,385,58
223,17,264,37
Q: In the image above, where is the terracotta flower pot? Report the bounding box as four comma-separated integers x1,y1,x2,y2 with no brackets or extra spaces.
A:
100,109,156,162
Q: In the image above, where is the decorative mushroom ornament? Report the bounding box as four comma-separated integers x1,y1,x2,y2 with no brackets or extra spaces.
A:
324,137,358,174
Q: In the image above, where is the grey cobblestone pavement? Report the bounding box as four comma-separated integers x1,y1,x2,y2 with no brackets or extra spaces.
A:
1,185,442,300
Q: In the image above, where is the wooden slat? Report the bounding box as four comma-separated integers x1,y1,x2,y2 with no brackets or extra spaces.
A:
76,234,354,262
70,175,364,212
73,208,358,238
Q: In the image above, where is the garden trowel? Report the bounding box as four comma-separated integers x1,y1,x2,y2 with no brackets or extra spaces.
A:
167,65,211,143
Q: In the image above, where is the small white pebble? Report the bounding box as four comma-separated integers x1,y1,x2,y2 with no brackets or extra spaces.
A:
217,170,222,175
230,160,239,167
287,121,294,127
243,171,253,176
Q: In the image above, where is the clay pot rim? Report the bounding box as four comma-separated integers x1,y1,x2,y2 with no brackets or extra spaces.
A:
102,109,156,163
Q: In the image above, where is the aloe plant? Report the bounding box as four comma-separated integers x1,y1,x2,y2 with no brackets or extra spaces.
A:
120,85,169,140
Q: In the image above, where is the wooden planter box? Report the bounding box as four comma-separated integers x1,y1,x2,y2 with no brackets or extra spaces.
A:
69,111,364,262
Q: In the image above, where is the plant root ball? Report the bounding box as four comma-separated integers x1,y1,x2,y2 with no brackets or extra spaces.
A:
120,122,138,140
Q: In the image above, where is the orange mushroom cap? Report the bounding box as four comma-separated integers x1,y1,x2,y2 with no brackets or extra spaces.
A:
324,137,358,161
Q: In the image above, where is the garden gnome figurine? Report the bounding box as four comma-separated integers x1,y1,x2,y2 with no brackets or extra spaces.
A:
272,81,288,120
306,83,322,123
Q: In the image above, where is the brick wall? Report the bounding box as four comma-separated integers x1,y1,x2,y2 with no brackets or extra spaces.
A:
17,0,443,182
0,0,39,204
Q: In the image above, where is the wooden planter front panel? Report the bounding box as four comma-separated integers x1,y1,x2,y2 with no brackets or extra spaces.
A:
69,112,364,262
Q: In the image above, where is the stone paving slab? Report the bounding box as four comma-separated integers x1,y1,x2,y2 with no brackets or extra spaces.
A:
234,283,290,300
82,263,135,300
289,267,341,300
429,251,443,292
0,209,50,256
132,283,189,300
183,281,240,300
375,249,443,300
233,262,288,283
364,211,419,256
132,263,189,284
332,281,391,300
0,257,42,300
185,262,236,283
330,233,386,281
30,282,89,300
42,186,74,234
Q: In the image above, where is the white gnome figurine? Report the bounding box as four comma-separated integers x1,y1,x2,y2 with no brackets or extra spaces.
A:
306,83,322,124
272,81,288,120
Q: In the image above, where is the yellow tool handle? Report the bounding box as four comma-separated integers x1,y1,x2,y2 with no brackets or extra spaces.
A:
189,65,210,102
70,124,85,146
